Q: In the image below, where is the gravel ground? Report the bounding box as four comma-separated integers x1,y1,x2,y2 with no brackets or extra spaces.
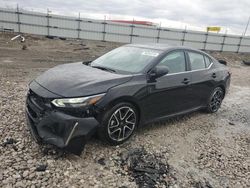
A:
0,33,250,188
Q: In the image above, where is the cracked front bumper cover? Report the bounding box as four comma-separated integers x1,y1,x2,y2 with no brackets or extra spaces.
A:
25,90,99,155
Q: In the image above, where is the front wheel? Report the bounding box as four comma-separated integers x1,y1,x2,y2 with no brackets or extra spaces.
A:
206,87,224,113
98,102,138,145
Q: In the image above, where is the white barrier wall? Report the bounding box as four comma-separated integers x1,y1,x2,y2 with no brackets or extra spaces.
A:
1,7,250,52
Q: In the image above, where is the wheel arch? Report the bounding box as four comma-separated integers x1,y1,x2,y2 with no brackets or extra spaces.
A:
103,96,142,124
216,84,226,98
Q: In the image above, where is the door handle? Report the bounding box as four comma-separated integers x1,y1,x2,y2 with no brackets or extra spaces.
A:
212,73,216,78
182,78,190,84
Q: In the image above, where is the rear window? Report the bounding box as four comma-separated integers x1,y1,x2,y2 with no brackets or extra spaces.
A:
204,55,212,67
188,52,206,70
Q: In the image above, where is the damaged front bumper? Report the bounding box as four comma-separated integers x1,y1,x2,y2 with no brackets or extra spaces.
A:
25,90,99,155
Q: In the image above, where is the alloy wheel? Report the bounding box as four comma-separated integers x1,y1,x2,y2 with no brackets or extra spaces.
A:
107,106,136,142
209,89,223,112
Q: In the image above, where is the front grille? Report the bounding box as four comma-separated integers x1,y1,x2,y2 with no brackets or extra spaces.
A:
26,90,51,122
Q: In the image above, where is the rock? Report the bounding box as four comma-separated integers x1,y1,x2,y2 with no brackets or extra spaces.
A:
22,45,27,50
13,173,21,179
46,159,54,165
23,170,29,178
27,159,34,164
36,164,47,172
97,158,106,166
2,138,17,146
29,173,35,179
16,181,25,187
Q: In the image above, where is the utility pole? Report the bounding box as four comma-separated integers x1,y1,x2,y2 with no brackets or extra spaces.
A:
243,16,250,36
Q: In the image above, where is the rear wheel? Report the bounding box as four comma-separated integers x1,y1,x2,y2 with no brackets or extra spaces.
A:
98,102,138,145
206,87,224,113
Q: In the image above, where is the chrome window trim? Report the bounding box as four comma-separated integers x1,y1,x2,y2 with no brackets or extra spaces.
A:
162,62,213,77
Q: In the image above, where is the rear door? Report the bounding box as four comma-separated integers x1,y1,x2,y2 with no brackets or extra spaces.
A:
186,51,215,107
144,50,194,121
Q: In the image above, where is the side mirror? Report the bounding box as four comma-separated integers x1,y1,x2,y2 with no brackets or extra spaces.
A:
218,59,227,65
149,66,169,80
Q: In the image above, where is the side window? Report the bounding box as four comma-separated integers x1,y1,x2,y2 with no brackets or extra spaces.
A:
188,52,206,70
204,55,212,68
157,51,186,74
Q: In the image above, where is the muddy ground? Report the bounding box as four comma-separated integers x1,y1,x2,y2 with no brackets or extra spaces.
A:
0,33,249,188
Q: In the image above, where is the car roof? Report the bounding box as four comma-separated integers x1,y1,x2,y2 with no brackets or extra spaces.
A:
125,43,202,53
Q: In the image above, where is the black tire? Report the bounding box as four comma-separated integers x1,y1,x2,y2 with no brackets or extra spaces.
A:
97,102,138,145
206,87,224,113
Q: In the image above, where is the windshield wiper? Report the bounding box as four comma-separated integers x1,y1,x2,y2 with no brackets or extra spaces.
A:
91,65,116,73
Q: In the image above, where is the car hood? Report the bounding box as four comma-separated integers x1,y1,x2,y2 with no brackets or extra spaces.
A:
34,62,132,97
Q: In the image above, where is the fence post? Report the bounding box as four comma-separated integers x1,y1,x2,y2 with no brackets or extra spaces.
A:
220,33,226,52
46,9,50,36
156,22,161,43
16,4,21,33
130,24,134,43
237,36,243,53
102,22,107,42
181,28,187,46
77,12,81,39
156,28,161,43
203,31,208,50
102,16,107,42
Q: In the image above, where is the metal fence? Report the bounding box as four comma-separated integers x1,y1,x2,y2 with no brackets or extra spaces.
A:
1,7,250,52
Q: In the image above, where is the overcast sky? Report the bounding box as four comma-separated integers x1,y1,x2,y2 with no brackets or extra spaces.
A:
1,0,249,35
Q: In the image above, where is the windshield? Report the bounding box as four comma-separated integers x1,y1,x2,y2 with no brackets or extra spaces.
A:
91,46,162,74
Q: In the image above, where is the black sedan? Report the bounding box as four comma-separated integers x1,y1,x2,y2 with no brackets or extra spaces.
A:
25,44,231,154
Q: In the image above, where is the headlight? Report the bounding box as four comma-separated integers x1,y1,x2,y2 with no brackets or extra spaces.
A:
51,93,105,108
